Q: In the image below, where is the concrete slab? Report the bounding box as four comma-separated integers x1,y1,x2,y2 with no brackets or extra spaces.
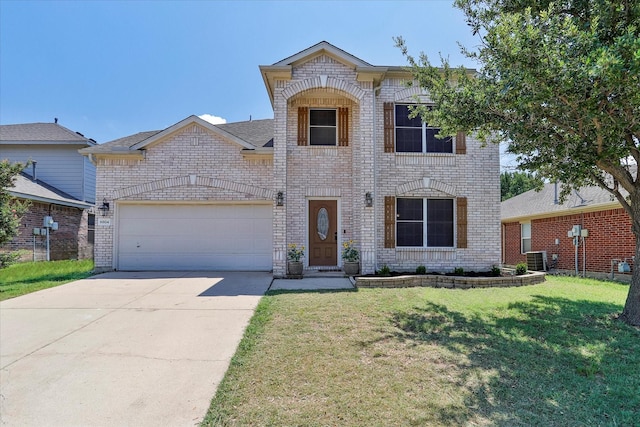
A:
0,271,272,427
270,277,355,291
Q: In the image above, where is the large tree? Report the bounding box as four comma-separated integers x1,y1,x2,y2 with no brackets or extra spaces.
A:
395,0,640,325
0,160,30,267
501,171,544,200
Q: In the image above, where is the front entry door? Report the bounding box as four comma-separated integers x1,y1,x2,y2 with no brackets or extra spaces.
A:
309,200,338,266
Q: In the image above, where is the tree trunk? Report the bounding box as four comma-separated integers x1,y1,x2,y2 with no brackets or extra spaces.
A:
621,194,640,327
621,232,640,326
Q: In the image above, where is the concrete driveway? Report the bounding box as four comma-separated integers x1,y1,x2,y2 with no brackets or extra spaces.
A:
0,271,272,426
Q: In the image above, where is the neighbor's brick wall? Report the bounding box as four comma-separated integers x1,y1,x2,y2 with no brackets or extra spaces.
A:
502,208,634,274
93,123,274,270
2,200,92,261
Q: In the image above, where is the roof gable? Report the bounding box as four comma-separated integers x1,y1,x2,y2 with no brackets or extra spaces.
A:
130,116,263,151
271,41,372,68
80,117,274,157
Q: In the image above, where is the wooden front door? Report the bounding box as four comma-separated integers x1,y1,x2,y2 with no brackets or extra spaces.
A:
309,200,338,266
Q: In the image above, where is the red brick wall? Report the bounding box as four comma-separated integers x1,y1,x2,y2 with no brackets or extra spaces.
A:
502,221,526,265
502,208,634,273
3,200,93,261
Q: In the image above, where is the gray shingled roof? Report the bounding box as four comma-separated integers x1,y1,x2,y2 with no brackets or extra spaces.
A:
501,182,619,221
0,123,96,145
216,119,273,148
9,172,93,209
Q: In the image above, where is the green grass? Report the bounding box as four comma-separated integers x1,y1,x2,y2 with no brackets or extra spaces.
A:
0,259,95,301
202,276,639,426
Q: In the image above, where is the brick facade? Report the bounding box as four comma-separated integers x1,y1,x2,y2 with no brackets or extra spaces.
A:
93,123,274,270
89,43,501,275
3,200,93,261
271,53,501,276
502,208,635,276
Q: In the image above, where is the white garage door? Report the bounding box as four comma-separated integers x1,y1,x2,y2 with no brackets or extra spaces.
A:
117,204,272,271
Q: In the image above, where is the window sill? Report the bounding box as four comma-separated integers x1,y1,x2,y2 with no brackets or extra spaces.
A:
396,247,456,252
394,153,456,167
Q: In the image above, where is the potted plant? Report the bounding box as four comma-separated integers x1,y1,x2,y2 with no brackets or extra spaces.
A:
342,240,360,276
287,243,305,277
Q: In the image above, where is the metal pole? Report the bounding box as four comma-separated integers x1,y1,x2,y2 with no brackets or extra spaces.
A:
46,227,50,261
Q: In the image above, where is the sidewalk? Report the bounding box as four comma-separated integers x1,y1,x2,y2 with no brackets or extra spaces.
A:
270,276,355,291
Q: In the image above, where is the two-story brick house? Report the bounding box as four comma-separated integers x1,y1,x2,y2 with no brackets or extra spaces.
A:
81,42,500,275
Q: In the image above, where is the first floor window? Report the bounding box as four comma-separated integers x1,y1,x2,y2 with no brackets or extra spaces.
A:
309,109,336,145
395,104,452,153
521,222,531,253
396,198,454,247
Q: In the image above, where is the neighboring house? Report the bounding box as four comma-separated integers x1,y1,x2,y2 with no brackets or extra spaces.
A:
0,122,97,260
501,182,634,279
5,173,94,260
80,41,501,276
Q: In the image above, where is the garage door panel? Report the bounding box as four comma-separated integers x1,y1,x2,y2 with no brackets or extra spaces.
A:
117,204,272,271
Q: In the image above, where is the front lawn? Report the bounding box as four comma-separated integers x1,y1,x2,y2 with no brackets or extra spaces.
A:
0,259,94,301
203,276,639,426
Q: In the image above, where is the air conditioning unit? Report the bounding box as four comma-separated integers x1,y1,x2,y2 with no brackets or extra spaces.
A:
526,251,547,271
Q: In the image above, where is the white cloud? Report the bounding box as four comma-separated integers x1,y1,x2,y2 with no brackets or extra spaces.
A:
198,114,227,125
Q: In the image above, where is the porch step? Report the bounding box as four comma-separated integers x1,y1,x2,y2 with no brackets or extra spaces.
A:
302,270,346,278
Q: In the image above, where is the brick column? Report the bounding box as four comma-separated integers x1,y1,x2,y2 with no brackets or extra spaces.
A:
359,87,376,274
272,82,288,277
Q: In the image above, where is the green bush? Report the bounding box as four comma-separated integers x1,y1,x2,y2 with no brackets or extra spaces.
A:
416,265,427,275
453,267,464,276
378,265,391,277
516,262,528,275
490,265,501,277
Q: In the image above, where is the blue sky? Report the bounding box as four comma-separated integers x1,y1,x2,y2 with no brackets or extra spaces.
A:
1,1,490,148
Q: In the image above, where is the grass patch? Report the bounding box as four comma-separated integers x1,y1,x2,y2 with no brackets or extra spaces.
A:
202,276,639,426
0,259,94,301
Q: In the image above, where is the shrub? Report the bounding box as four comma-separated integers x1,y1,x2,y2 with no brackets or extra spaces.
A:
453,267,464,276
490,265,501,277
378,265,391,277
416,265,427,275
516,262,528,275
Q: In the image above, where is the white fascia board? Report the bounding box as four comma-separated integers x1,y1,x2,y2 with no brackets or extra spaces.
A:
9,191,93,209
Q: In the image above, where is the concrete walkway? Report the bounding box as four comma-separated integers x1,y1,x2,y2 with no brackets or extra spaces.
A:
0,271,272,427
270,276,355,291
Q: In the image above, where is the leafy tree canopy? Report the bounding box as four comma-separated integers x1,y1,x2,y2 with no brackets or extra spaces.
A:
1,160,30,252
395,0,640,325
501,171,544,200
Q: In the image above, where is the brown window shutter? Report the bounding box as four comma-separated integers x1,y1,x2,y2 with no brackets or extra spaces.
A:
338,107,349,146
384,102,394,153
297,107,308,146
384,196,396,248
457,197,468,248
456,131,466,154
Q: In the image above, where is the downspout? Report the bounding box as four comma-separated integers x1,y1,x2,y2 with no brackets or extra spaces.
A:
372,83,382,272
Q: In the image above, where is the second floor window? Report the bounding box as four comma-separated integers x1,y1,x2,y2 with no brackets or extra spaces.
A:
395,104,452,153
310,109,337,146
